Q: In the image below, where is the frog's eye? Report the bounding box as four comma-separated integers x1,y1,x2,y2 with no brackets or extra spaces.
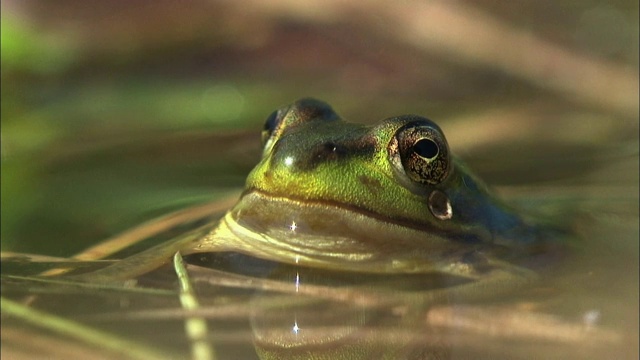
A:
261,99,339,151
390,121,451,185
261,109,284,147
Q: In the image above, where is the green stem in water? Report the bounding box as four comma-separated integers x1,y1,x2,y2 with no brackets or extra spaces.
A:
174,252,217,360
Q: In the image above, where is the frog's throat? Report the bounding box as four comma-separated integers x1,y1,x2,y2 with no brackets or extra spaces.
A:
191,190,486,274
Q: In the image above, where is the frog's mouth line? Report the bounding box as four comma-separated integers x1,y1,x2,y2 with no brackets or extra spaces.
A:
240,188,481,243
221,189,478,274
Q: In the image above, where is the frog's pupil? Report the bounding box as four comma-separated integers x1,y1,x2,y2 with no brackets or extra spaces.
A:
413,138,438,159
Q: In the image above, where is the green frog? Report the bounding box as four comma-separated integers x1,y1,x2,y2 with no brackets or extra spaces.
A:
193,98,560,279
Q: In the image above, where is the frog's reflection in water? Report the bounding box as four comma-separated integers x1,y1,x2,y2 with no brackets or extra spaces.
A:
190,252,466,359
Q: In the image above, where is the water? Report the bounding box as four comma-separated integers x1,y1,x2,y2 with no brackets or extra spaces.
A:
1,124,637,359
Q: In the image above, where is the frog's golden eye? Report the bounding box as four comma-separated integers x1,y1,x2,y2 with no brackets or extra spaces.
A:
390,120,451,185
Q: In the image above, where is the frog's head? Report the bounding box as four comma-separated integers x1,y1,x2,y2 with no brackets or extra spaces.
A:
250,98,457,226
211,98,560,274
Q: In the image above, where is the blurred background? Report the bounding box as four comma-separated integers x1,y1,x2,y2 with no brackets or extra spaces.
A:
2,0,637,256
1,1,638,359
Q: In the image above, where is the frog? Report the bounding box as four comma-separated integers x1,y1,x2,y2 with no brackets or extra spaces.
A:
191,98,560,279
73,98,567,359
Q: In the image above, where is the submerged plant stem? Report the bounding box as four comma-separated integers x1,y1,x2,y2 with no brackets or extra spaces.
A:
174,252,216,360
